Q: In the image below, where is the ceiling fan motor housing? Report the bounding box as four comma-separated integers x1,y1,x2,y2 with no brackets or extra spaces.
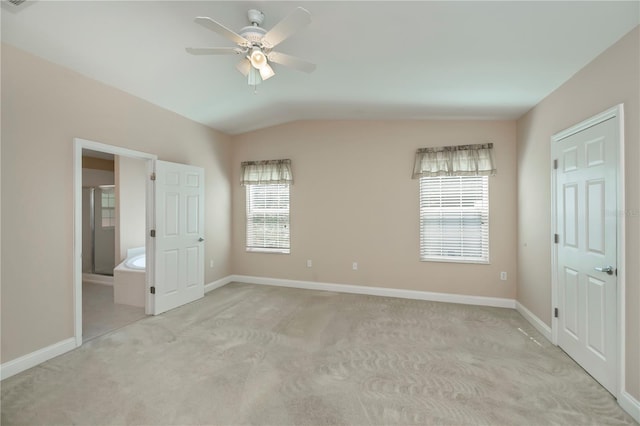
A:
247,9,264,26
241,9,267,47
239,25,267,45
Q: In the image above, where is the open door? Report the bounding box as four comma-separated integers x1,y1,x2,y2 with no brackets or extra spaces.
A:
151,160,205,315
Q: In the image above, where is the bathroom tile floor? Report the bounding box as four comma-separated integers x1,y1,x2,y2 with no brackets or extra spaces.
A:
82,281,146,341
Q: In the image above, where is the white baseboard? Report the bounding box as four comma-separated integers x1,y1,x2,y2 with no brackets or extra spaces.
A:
1,337,77,381
620,390,640,423
231,275,516,309
204,275,234,293
515,301,552,342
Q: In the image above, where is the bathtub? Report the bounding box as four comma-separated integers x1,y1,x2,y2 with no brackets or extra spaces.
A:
114,247,146,308
125,253,145,270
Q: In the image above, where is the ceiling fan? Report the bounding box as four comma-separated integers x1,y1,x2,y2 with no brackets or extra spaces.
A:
186,7,316,86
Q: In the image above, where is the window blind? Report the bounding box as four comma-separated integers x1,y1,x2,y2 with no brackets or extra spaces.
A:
246,184,290,253
419,176,489,263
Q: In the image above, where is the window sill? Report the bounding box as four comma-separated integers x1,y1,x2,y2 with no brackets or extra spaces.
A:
246,248,290,255
420,257,489,265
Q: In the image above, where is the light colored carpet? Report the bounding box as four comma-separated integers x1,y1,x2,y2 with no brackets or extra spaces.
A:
1,282,636,425
82,282,146,341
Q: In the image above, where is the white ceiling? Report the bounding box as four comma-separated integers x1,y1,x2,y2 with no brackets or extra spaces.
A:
2,1,638,135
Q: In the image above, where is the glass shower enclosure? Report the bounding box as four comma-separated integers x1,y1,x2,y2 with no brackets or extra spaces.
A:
82,185,116,276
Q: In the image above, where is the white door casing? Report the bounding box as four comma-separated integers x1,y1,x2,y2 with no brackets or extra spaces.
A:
152,160,205,315
74,138,157,346
552,108,622,396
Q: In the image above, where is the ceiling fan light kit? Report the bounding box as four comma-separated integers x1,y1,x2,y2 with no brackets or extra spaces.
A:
186,7,316,89
249,47,266,68
259,63,275,80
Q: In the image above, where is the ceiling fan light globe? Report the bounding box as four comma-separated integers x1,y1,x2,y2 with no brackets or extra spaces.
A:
249,48,267,69
259,63,275,80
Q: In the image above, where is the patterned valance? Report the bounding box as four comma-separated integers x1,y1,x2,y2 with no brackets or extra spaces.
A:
241,159,293,185
412,143,496,178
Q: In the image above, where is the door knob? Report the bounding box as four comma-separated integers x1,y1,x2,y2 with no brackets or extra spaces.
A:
198,237,205,242
594,266,614,275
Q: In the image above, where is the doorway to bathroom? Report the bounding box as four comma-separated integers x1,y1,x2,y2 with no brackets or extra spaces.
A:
74,140,156,346
81,149,148,341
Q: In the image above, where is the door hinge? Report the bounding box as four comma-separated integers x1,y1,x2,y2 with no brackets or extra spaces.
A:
150,229,156,237
553,159,558,170
554,234,559,244
554,307,558,318
150,286,156,294
150,172,156,181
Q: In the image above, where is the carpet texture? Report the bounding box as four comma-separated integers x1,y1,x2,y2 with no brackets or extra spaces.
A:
1,282,636,425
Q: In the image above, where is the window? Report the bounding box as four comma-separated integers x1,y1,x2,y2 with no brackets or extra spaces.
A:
412,143,495,263
100,187,115,228
246,184,290,253
419,176,489,263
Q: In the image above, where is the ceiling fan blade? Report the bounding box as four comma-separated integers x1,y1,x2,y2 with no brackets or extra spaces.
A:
268,51,316,73
186,47,242,55
236,59,251,76
194,17,248,45
261,7,311,48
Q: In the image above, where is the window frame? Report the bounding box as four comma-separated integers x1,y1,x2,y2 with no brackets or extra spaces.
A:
419,175,489,264
245,183,291,254
100,187,116,229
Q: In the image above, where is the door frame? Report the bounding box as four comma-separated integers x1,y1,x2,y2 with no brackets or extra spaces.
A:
73,138,157,347
550,104,625,397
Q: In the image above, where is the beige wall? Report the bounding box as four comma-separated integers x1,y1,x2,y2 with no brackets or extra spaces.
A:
0,44,232,363
115,156,147,263
517,27,639,399
231,120,517,299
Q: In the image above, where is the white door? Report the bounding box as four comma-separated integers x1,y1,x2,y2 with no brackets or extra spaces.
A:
554,116,618,395
152,160,205,315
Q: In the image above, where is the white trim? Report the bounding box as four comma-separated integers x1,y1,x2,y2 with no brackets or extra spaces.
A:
74,138,157,348
204,275,234,293
231,275,516,308
619,391,640,423
515,301,552,342
550,137,559,345
552,106,621,141
145,159,156,315
550,104,625,399
0,338,76,381
615,106,627,403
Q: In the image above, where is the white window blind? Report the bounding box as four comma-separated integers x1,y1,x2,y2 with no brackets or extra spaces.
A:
419,176,489,263
246,184,290,253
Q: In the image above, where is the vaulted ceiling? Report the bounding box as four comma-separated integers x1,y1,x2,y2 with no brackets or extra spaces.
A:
2,1,638,134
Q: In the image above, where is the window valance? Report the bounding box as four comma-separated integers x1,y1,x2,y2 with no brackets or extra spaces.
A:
412,143,496,178
241,159,293,185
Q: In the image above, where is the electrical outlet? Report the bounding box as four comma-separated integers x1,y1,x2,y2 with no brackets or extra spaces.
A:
352,262,358,271
307,259,312,268
500,271,507,281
